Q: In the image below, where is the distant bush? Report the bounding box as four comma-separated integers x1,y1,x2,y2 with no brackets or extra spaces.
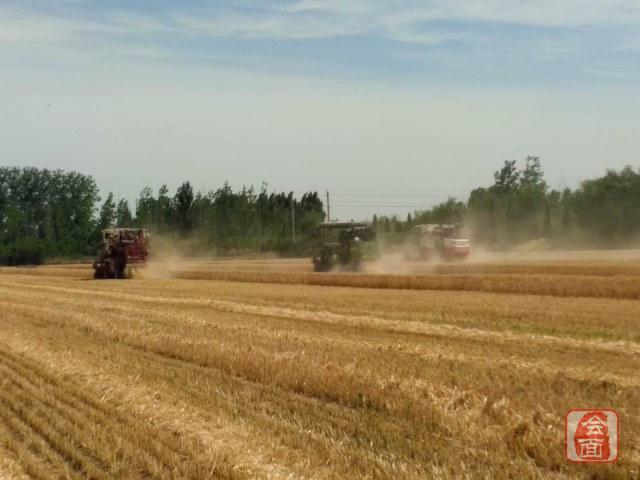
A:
0,239,46,266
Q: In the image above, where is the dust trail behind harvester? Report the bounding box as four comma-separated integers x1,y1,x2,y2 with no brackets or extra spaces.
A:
361,246,634,276
363,250,458,275
133,234,192,279
363,253,422,275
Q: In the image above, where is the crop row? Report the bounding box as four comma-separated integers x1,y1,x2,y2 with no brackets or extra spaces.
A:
0,345,236,480
174,270,640,299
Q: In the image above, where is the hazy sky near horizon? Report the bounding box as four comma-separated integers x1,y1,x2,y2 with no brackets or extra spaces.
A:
1,1,639,220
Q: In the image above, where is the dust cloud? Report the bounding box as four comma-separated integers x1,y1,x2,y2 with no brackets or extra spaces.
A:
362,245,640,276
133,234,193,279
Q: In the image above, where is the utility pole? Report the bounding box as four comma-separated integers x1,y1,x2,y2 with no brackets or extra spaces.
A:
326,190,331,222
291,201,296,243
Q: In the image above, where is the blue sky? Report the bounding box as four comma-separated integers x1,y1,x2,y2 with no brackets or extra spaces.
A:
1,0,639,219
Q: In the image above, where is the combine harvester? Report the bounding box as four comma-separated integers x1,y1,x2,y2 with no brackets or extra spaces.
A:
93,228,149,279
410,224,470,261
312,222,378,272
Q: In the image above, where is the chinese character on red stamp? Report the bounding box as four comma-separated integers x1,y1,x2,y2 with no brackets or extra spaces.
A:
566,410,619,463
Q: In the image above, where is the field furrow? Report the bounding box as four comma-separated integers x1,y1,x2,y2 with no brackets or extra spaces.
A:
173,270,640,299
0,343,238,480
4,264,640,299
0,261,639,478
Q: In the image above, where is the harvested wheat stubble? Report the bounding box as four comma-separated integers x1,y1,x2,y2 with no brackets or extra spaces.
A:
430,263,640,276
0,266,89,279
0,260,639,479
0,344,239,480
174,270,640,299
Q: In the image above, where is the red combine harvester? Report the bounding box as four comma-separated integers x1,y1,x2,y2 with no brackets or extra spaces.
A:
412,224,470,261
93,228,149,279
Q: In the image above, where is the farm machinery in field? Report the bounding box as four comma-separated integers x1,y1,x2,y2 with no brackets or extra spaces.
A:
312,222,379,272
93,228,149,279
409,224,470,261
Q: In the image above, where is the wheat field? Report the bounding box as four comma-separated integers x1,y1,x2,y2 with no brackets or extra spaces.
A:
0,253,639,479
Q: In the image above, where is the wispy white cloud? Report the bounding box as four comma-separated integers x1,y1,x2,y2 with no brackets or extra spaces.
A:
4,1,640,47
284,0,374,15
384,28,467,46
0,7,168,46
169,11,363,40
296,0,640,28
1,1,638,219
1,0,638,87
0,17,67,45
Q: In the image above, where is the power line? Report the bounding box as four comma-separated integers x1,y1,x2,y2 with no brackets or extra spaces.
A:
331,193,466,198
335,200,443,204
333,204,439,208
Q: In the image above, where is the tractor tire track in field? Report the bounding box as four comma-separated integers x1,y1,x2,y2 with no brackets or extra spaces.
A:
172,270,640,300
1,302,451,473
2,281,640,428
2,279,639,358
1,270,639,479
0,333,301,480
1,284,639,479
0,316,433,479
0,345,238,480
4,266,640,299
1,284,639,398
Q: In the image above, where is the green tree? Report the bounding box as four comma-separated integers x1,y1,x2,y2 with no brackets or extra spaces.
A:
135,187,156,228
493,160,520,194
157,185,172,231
0,167,98,263
520,156,545,188
116,199,133,227
173,181,194,235
97,193,116,230
572,166,640,245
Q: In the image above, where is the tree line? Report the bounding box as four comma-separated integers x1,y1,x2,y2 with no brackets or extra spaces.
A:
1,160,639,264
0,167,99,264
376,157,640,249
0,167,324,265
122,182,324,252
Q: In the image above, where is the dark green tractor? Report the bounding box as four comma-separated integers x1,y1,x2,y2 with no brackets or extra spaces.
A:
312,222,378,272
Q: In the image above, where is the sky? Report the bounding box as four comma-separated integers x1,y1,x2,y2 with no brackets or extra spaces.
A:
1,1,639,220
